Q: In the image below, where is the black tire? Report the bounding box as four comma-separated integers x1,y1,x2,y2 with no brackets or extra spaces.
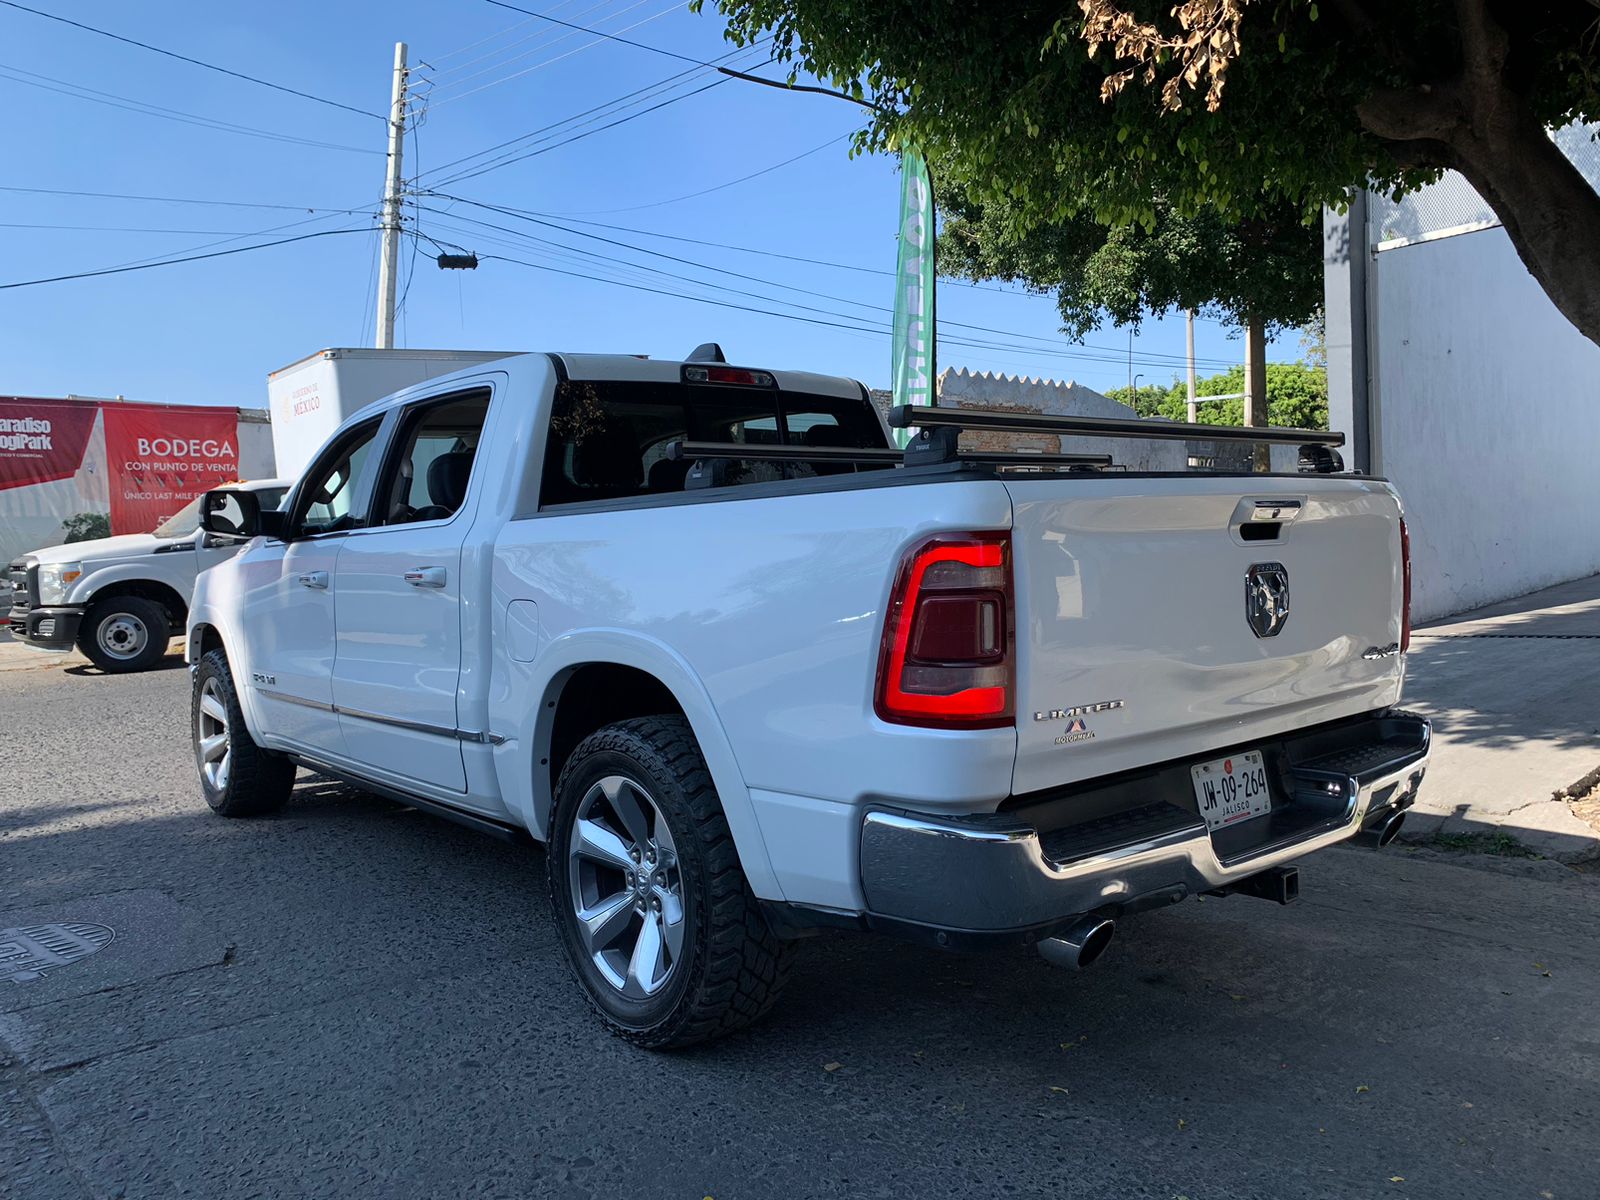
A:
191,648,296,817
77,595,172,673
548,716,793,1049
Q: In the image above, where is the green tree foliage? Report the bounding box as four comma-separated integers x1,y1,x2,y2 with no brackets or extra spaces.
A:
700,0,1600,345
61,512,110,543
1106,361,1329,428
939,197,1321,339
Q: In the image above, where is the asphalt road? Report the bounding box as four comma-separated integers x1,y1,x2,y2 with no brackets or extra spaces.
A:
2,655,1597,1200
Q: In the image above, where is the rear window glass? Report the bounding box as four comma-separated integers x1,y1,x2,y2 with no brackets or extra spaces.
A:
539,380,889,506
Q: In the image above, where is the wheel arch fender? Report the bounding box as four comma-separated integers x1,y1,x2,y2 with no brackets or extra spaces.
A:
184,614,271,747
497,629,784,902
72,566,190,624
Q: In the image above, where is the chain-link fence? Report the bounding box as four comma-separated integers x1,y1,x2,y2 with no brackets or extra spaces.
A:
1371,121,1599,250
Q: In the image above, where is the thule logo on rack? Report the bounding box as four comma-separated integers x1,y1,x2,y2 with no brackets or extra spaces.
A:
1033,699,1124,722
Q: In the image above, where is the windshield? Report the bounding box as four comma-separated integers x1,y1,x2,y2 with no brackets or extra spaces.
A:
151,486,288,539
152,495,205,538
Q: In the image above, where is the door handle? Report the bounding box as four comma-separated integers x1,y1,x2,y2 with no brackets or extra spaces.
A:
403,566,448,589
296,571,329,590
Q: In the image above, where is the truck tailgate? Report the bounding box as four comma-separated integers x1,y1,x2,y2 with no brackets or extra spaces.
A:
1005,474,1406,796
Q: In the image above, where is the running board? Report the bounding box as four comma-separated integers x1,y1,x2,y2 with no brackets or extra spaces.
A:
288,757,527,843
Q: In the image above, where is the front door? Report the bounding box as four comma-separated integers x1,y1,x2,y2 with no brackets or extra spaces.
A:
235,418,383,755
331,389,491,794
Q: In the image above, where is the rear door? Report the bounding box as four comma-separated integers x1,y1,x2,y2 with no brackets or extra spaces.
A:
330,388,492,795
1006,474,1407,796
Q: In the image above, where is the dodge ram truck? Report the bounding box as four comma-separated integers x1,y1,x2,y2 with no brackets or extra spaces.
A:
186,350,1430,1047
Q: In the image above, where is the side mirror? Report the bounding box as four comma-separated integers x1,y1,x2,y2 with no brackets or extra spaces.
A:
200,488,281,541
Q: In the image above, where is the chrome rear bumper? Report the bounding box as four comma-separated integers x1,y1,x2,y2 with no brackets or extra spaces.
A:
860,711,1429,935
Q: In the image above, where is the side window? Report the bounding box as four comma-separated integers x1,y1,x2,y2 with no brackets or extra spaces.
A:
294,419,383,536
377,390,491,526
536,381,892,506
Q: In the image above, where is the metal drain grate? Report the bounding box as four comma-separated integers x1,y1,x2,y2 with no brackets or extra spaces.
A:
0,923,116,983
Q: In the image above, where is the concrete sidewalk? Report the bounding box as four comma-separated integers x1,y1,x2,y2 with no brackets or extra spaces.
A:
0,629,181,675
1402,573,1600,860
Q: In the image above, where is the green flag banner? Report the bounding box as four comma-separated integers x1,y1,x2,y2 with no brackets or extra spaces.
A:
891,149,935,443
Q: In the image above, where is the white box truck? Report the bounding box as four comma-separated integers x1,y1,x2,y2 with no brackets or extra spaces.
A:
267,348,517,479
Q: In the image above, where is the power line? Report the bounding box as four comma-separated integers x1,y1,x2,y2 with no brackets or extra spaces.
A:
424,0,662,99
431,78,733,187
0,185,362,212
414,195,1167,312
0,222,262,235
437,194,1246,344
463,242,1233,376
428,193,1220,367
470,246,885,335
417,211,1238,371
424,4,554,64
397,118,424,338
419,203,892,322
360,225,383,346
428,1,686,110
0,0,384,121
476,0,725,68
0,63,378,153
551,132,854,215
421,0,607,81
91,207,379,275
0,228,370,291
414,42,764,185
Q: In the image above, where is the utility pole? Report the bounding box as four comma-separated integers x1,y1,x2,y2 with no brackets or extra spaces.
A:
1185,309,1198,423
374,41,408,350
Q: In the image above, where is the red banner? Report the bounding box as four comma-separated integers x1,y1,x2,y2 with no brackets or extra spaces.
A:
0,398,98,492
102,404,240,534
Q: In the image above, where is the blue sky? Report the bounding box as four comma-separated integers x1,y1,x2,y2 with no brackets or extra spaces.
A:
0,0,1305,409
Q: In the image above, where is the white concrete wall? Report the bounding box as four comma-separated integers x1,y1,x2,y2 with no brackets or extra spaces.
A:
1372,228,1600,620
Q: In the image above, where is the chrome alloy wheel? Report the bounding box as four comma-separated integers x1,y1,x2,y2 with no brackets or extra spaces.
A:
196,676,232,792
97,612,149,661
566,774,686,999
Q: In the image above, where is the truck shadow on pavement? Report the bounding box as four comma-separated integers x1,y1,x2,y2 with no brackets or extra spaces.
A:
5,770,1598,1199
63,655,189,678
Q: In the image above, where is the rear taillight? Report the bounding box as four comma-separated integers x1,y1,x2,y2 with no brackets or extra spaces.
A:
1399,518,1412,653
875,532,1015,728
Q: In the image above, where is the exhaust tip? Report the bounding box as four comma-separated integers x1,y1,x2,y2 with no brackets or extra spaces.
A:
1377,809,1406,848
1038,917,1116,970
1358,808,1408,848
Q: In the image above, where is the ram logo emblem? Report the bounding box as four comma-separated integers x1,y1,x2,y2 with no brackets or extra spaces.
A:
1245,562,1291,639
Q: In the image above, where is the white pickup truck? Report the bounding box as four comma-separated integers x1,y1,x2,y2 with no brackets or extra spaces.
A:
186,350,1429,1047
7,479,291,672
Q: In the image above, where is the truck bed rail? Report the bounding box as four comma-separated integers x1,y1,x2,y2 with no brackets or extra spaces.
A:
664,440,1114,470
887,405,1345,448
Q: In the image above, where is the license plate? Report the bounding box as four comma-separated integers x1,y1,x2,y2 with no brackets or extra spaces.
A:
1190,750,1272,831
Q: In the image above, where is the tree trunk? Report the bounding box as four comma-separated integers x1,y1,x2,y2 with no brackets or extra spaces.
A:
1439,113,1600,348
1243,315,1270,471
1352,0,1600,346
